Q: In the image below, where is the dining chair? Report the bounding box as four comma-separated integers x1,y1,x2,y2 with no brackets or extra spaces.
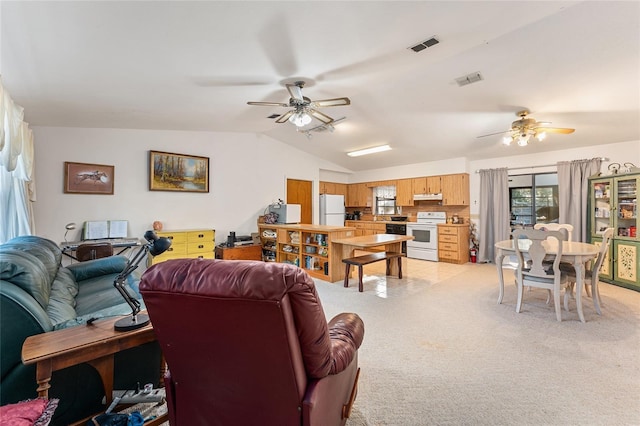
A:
562,227,614,315
512,228,568,321
533,223,574,241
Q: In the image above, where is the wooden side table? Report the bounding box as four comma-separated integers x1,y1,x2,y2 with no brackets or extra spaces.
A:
215,243,262,260
21,313,167,423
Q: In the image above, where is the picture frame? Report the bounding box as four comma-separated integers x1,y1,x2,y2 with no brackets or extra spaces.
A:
64,162,115,195
149,150,209,193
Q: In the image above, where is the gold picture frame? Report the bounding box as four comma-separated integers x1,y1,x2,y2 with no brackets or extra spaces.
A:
149,150,209,193
64,162,115,195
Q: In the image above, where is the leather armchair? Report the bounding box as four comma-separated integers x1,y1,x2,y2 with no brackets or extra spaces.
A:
140,259,364,426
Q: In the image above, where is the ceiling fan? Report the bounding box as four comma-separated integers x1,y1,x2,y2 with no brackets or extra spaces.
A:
477,110,575,146
247,81,350,127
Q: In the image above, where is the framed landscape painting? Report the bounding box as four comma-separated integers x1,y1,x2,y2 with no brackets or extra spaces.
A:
64,162,115,194
149,150,209,193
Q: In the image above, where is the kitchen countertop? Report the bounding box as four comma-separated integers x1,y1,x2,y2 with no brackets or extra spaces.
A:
259,223,357,231
345,220,411,224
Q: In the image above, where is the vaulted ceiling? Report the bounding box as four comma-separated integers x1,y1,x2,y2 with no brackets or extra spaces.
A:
2,1,638,171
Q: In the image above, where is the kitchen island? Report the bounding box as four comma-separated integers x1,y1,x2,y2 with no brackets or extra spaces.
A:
258,224,357,282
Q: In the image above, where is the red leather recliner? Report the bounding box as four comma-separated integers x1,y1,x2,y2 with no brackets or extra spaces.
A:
140,259,364,426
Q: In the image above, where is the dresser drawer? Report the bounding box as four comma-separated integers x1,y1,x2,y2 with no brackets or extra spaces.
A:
160,243,187,256
187,230,215,242
156,232,187,244
187,241,215,254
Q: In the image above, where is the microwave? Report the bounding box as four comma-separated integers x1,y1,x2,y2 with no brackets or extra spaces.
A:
268,204,301,224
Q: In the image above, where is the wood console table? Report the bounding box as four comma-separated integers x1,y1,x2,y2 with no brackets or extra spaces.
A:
215,243,262,260
22,313,167,424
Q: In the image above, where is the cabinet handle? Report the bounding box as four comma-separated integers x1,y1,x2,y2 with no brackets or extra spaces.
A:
198,234,204,238
167,248,173,252
198,244,204,249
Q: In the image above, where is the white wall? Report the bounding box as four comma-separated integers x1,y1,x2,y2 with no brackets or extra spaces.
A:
32,126,345,245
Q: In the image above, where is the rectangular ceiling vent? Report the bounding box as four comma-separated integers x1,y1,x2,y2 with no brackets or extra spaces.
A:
455,72,483,87
409,37,439,53
267,114,281,119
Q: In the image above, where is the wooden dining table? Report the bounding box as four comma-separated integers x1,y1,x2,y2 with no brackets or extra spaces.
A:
494,238,599,322
332,234,414,276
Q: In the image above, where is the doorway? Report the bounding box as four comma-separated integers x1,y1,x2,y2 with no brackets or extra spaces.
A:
286,178,312,224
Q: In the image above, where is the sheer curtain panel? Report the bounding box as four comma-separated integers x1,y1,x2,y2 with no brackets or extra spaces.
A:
478,168,510,263
557,158,602,242
0,78,36,243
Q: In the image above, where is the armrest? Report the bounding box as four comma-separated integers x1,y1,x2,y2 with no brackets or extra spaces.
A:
327,312,364,375
66,255,128,282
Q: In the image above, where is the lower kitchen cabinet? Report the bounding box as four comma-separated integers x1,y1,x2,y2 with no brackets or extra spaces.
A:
149,229,215,265
437,224,469,264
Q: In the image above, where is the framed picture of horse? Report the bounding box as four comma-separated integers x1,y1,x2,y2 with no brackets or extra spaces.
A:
64,161,115,195
149,150,209,193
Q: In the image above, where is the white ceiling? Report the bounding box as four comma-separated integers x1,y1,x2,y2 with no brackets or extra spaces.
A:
2,1,639,171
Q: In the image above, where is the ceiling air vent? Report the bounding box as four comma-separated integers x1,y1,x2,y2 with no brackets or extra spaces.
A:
409,37,439,52
455,72,483,87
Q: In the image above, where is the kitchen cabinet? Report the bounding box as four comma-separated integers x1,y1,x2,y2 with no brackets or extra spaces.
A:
441,173,469,205
426,176,441,194
412,177,427,194
346,183,372,207
149,229,215,265
320,181,347,196
396,178,414,206
588,172,639,291
257,224,356,281
437,224,469,264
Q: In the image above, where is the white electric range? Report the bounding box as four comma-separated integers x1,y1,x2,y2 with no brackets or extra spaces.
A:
406,212,447,261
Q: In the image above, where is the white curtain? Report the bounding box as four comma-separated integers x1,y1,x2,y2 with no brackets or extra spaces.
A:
557,158,602,242
478,168,510,263
0,78,36,243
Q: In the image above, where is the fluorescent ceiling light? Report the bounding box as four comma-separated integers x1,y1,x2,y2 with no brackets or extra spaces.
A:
347,144,392,157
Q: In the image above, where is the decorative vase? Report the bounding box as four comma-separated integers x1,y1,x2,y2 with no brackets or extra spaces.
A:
153,221,163,231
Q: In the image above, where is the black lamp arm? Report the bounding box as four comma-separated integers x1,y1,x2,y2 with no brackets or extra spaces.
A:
112,243,151,318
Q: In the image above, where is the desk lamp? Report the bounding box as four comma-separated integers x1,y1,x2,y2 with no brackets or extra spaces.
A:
113,230,171,331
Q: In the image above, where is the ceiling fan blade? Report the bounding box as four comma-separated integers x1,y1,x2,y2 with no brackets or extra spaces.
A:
477,130,510,138
247,101,290,107
308,109,334,124
536,127,575,134
275,110,295,123
312,97,351,108
286,84,304,102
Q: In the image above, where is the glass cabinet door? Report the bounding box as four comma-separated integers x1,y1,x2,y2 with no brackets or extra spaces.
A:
615,176,638,239
591,178,613,237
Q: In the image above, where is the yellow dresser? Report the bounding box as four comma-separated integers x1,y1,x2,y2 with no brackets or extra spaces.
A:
149,229,215,265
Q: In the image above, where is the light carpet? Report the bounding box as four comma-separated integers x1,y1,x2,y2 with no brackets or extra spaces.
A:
313,260,640,426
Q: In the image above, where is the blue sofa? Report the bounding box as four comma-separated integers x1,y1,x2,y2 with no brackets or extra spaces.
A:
0,235,162,425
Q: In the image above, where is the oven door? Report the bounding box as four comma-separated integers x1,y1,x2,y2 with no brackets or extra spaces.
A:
406,224,437,250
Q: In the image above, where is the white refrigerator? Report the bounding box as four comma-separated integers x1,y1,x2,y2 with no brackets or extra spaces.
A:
319,194,345,226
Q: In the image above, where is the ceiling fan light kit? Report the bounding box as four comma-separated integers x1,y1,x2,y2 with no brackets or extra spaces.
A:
481,110,575,147
247,81,350,129
347,145,392,157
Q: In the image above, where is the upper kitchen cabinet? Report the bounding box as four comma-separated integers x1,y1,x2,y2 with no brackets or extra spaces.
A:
346,183,372,207
412,177,427,194
426,176,442,194
396,178,414,206
441,173,470,205
320,181,348,197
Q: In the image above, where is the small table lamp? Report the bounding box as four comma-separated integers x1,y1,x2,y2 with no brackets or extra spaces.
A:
113,230,171,331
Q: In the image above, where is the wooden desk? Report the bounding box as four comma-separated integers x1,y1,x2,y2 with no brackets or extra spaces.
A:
332,234,414,275
215,244,262,260
22,314,163,406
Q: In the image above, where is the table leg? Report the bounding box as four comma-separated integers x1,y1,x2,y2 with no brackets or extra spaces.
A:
35,359,53,398
495,249,506,304
573,259,586,323
88,356,115,405
386,242,402,276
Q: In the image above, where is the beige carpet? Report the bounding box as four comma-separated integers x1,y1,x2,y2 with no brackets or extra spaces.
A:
314,260,640,426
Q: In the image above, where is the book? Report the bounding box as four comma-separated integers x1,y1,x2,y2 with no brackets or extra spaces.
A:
83,220,128,240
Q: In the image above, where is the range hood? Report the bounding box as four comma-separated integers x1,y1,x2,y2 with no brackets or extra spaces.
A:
413,193,443,201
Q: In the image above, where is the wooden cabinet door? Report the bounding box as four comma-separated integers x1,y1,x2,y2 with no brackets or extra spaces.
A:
396,178,414,206
426,176,442,194
412,177,427,194
334,183,348,197
359,183,372,207
441,174,469,205
347,184,359,207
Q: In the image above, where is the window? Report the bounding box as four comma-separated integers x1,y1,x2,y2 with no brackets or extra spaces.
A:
374,186,397,215
509,173,558,226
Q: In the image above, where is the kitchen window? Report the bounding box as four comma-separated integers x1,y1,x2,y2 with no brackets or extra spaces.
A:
509,173,558,226
374,186,397,215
